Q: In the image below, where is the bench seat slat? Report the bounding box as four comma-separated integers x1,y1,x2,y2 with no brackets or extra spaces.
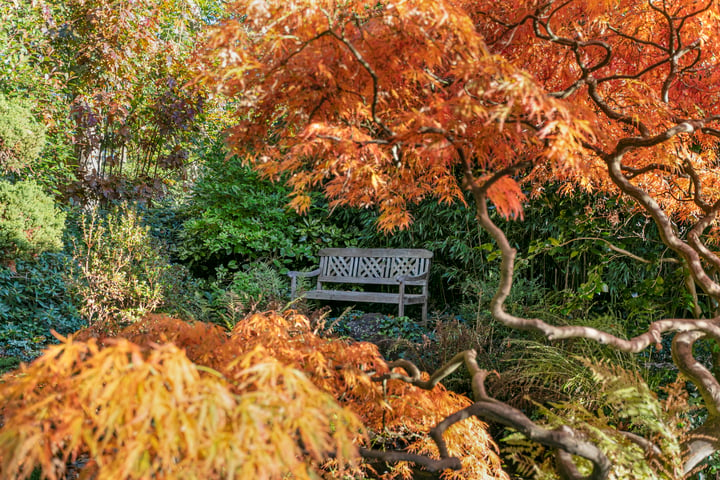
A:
303,290,428,305
318,276,427,286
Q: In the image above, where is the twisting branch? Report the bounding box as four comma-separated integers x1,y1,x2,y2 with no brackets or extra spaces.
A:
363,137,617,479
647,0,678,102
621,158,714,213
267,30,333,78
607,24,664,51
688,199,720,273
682,416,720,475
456,143,614,479
528,5,613,99
530,0,574,43
662,43,702,103
606,140,720,300
374,352,470,390
460,1,720,475
358,447,462,472
587,78,650,136
681,159,713,213
457,130,720,419
616,430,663,456
674,0,714,31
671,331,720,473
474,160,534,195
529,3,655,134
614,120,702,154
621,162,679,180
672,331,720,418
328,30,394,138
373,348,612,480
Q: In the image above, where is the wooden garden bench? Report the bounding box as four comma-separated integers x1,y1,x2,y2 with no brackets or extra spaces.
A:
288,248,433,322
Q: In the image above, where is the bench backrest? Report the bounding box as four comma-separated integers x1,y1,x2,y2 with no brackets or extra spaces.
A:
317,248,432,286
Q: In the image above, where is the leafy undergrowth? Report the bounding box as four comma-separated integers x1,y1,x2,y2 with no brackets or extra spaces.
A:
0,312,507,480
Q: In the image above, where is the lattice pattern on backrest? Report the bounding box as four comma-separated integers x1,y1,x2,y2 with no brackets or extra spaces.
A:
324,256,357,277
356,257,388,278
388,257,428,278
321,254,429,281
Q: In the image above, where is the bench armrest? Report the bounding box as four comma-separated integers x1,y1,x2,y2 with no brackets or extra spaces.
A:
288,268,321,298
287,268,321,279
395,272,428,283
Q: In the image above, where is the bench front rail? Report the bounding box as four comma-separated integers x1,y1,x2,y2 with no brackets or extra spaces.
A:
288,248,432,321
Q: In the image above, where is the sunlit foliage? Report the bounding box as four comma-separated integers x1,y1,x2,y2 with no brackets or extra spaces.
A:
0,312,508,479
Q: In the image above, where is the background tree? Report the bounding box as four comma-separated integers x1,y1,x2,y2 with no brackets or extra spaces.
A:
196,0,720,477
0,0,221,202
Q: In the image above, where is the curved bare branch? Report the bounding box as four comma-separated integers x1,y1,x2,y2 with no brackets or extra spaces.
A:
328,30,395,137
688,200,720,272
672,331,720,417
683,417,720,474
358,447,462,472
606,145,720,300
375,348,612,480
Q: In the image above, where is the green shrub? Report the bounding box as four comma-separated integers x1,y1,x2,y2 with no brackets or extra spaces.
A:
69,205,174,328
225,261,288,308
0,179,66,264
0,252,85,360
167,262,289,329
177,150,354,275
0,93,46,173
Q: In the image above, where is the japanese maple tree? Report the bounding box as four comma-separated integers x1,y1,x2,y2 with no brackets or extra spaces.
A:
196,0,720,478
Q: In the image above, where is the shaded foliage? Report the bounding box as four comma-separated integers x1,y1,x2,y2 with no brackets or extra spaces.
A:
177,151,355,275
0,252,84,361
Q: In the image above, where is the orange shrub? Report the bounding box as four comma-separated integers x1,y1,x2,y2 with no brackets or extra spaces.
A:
1,312,508,480
0,333,361,479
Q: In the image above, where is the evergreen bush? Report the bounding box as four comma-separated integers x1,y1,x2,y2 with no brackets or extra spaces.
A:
0,252,85,360
177,150,354,276
0,93,46,173
0,179,65,264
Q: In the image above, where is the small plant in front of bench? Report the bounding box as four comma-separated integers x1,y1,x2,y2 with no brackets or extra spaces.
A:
327,311,431,343
288,248,432,321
